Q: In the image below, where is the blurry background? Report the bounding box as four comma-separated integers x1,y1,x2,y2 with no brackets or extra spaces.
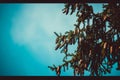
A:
0,3,120,76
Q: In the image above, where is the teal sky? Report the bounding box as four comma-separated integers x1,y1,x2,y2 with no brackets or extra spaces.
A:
0,3,120,76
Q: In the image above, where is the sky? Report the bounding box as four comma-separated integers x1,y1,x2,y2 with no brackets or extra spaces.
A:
0,3,120,76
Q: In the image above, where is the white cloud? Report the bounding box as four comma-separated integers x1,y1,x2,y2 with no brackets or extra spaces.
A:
10,4,77,64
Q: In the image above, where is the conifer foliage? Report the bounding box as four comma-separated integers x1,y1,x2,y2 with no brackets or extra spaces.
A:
48,3,120,76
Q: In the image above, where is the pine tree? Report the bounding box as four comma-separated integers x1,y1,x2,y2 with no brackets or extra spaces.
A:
48,3,120,76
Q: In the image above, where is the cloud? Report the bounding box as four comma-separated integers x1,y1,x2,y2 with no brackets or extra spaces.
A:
10,4,77,65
